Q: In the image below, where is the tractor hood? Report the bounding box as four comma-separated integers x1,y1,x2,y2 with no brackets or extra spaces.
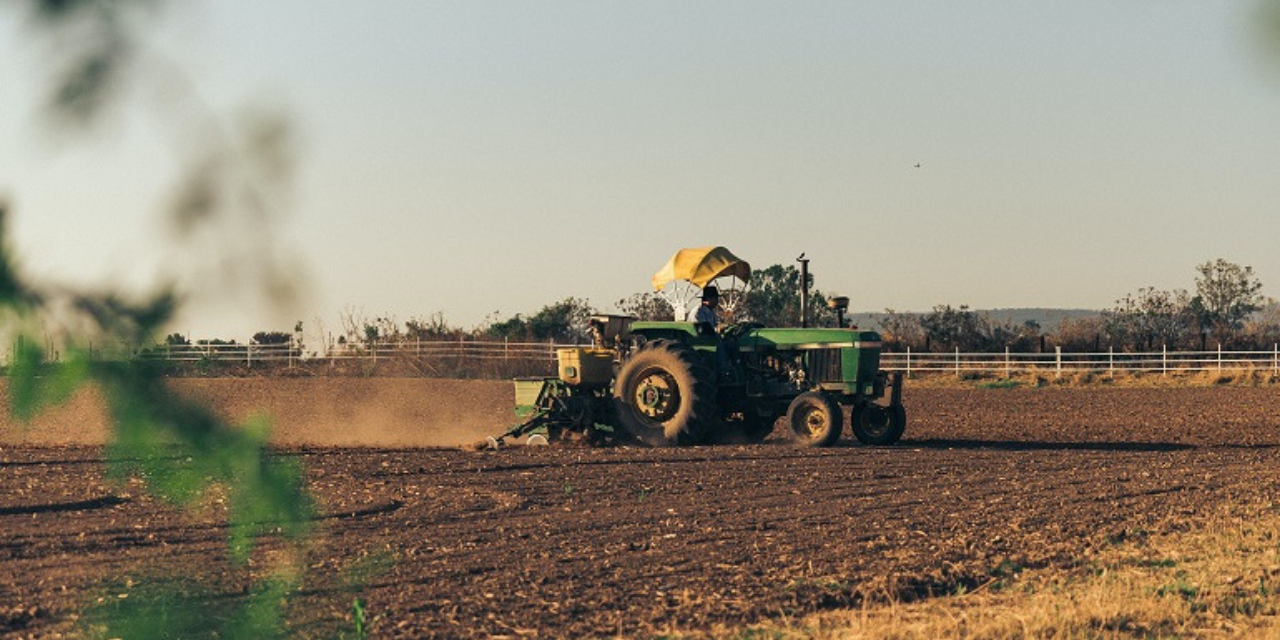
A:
736,327,882,350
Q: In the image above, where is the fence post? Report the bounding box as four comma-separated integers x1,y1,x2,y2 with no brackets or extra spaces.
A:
247,343,252,367
1004,346,1010,378
905,346,911,379
1055,346,1062,378
954,346,960,378
1109,346,1114,379
1162,344,1168,376
1274,343,1278,375
1217,343,1222,370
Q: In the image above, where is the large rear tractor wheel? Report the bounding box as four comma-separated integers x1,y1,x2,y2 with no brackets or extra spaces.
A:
787,391,843,447
852,403,906,445
613,340,715,446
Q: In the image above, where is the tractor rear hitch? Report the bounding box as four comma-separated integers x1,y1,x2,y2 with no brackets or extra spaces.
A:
486,409,555,449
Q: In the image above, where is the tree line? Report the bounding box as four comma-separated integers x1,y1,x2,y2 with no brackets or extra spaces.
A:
880,259,1277,353
169,263,837,349
318,263,838,346
190,258,1276,354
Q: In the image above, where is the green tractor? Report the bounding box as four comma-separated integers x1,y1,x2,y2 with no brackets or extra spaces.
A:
491,247,906,448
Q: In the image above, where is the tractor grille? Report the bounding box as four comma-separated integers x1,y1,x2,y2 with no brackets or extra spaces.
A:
808,349,843,383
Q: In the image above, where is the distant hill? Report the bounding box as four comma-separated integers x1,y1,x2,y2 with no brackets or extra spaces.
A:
848,308,1101,332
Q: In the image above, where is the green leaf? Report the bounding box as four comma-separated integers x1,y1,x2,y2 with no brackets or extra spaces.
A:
7,337,90,423
8,336,47,422
86,573,296,640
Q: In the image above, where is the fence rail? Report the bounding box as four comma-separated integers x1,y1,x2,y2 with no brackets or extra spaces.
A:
881,345,1280,376
78,339,576,366
15,339,1280,377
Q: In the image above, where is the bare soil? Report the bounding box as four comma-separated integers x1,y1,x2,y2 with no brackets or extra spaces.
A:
4,385,1280,638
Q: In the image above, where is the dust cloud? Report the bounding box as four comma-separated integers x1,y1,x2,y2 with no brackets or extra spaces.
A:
0,378,515,448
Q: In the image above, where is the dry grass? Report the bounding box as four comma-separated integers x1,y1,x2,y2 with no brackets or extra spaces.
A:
698,502,1280,640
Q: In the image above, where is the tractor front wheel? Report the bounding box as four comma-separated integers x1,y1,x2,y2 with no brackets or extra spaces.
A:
851,403,906,445
613,339,715,446
787,391,842,447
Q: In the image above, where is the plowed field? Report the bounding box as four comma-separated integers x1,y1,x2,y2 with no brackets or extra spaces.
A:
4,385,1280,639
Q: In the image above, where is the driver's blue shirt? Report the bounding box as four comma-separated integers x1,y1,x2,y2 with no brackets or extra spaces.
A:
694,303,718,328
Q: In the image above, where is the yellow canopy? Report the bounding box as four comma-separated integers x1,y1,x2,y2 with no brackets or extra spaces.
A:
651,246,751,291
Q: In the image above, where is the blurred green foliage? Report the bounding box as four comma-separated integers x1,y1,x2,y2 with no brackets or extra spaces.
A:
24,0,157,128
8,0,322,636
0,204,315,634
1255,0,1280,75
85,576,295,640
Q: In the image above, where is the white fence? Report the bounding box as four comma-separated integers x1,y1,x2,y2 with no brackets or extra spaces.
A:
83,339,573,367
20,339,1280,377
881,345,1280,377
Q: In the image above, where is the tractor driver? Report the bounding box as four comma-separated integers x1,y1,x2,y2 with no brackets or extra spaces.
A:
696,285,734,375
694,285,720,336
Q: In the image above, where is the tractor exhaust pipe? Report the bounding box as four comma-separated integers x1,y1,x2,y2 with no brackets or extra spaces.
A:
797,253,810,328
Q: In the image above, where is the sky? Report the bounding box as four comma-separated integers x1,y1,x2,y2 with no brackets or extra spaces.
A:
2,1,1279,341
